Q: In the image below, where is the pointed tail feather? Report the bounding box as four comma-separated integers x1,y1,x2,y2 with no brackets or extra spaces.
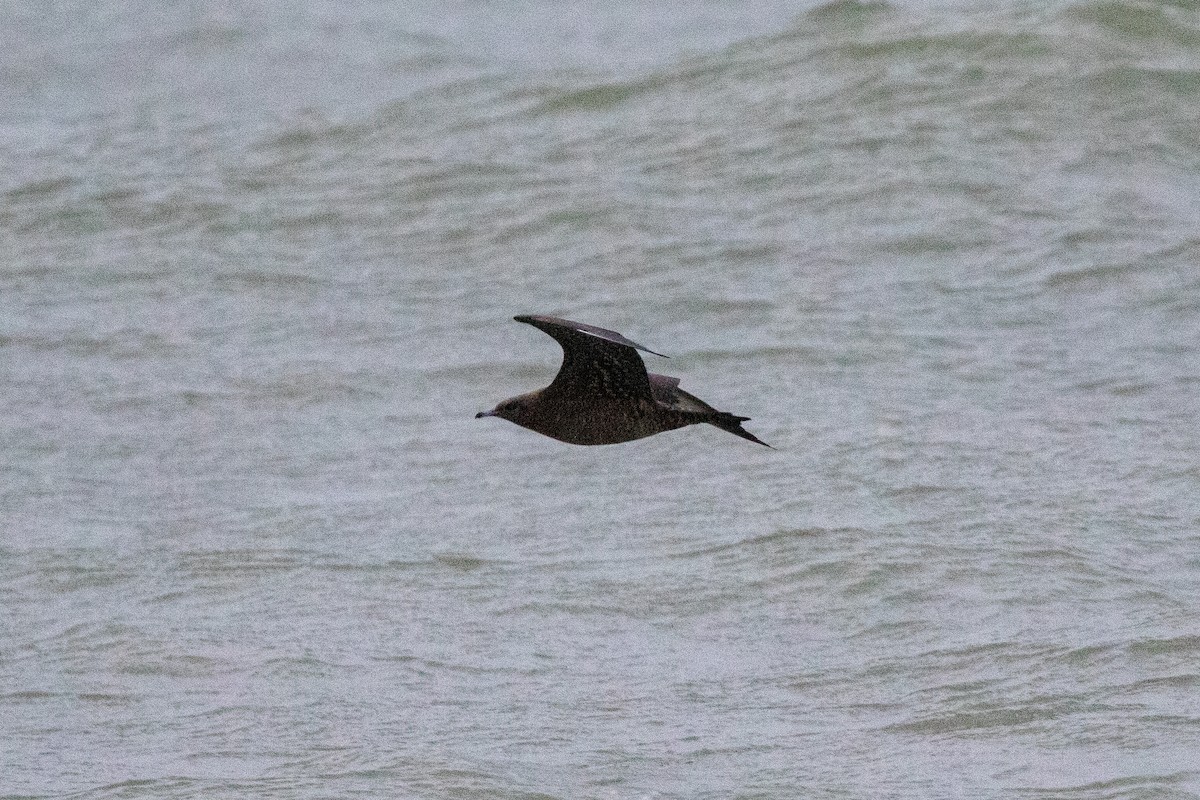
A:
708,412,772,448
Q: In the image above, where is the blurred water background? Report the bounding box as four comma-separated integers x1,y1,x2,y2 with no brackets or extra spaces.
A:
3,0,1200,798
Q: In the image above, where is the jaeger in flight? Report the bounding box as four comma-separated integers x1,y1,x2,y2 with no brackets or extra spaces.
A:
476,315,770,447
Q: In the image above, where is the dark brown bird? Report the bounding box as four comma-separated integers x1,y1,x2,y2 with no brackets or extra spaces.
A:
475,315,770,447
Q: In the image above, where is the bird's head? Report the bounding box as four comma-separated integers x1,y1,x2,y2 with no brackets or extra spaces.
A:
475,392,536,426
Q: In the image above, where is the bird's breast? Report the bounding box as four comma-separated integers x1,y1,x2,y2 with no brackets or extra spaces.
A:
521,396,685,446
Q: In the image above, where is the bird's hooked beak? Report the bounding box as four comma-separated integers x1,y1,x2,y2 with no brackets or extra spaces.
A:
475,409,498,419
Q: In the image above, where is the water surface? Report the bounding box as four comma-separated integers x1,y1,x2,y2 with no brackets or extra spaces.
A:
3,1,1200,798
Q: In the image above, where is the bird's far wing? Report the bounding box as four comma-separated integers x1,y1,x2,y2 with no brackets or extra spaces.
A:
514,315,661,401
648,372,715,414
648,371,771,447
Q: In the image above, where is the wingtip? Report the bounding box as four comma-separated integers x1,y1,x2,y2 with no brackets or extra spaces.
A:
512,314,669,357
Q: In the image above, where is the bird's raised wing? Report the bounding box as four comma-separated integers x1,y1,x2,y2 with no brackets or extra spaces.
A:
514,315,665,401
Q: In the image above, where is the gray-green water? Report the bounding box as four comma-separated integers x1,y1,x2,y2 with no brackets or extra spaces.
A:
3,1,1200,798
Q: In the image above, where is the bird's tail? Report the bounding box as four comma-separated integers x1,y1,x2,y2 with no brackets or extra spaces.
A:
707,412,772,448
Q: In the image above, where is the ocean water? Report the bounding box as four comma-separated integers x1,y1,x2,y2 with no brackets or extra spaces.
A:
3,0,1200,798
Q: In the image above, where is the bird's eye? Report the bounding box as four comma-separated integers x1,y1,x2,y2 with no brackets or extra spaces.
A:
503,401,518,412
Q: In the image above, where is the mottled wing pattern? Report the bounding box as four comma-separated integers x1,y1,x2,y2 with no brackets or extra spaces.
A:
515,315,660,401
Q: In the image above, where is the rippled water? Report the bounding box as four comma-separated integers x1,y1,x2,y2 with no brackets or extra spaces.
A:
3,1,1200,798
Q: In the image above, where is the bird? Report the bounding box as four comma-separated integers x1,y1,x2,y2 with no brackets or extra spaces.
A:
475,315,770,447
